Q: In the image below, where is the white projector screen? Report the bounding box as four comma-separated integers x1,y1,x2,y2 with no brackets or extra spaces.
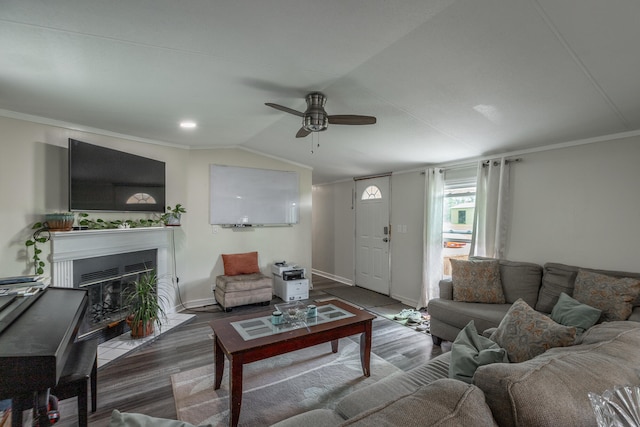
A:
209,165,299,225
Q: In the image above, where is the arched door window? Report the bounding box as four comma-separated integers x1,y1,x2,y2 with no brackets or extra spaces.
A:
126,192,157,205
361,185,382,200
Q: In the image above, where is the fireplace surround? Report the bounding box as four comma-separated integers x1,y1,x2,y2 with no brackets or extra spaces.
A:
50,227,175,342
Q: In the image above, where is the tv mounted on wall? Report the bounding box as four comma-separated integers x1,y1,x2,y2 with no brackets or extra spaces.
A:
69,139,166,213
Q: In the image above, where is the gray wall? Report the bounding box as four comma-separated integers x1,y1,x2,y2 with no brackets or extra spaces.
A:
312,135,640,306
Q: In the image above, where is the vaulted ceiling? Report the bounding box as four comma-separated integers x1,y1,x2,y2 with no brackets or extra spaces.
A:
2,1,639,184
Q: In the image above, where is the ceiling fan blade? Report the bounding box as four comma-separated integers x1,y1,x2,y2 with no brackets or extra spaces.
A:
265,103,305,117
296,127,311,138
328,115,377,125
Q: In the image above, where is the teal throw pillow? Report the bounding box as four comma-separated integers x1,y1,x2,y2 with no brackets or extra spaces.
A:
550,292,601,333
449,320,508,384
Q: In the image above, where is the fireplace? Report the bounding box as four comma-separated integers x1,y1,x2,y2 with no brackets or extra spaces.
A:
74,249,157,341
50,227,175,343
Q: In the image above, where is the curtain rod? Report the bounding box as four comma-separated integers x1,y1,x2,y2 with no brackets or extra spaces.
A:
436,157,523,173
353,172,392,181
481,157,523,167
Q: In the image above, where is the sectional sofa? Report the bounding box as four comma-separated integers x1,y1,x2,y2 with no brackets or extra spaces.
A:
271,321,640,426
270,258,640,426
428,257,640,344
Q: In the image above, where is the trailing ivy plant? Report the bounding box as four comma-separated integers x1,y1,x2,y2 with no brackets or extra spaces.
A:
24,213,163,275
25,223,50,275
77,213,163,229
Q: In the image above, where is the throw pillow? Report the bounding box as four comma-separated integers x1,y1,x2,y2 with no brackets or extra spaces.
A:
490,298,576,363
550,292,601,334
572,269,640,322
451,259,505,304
221,251,261,276
449,320,508,383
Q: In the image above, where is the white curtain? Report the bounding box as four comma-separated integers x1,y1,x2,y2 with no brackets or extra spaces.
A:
469,158,511,259
419,168,444,308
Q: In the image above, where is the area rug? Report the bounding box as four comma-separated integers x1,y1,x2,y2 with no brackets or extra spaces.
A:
321,286,399,308
171,339,401,426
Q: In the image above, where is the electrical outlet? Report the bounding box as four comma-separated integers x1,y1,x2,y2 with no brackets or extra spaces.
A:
212,225,219,234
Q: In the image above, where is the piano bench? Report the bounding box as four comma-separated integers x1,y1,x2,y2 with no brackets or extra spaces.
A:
10,339,98,427
52,338,98,426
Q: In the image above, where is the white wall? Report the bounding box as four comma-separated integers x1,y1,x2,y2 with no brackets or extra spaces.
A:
181,148,312,307
312,135,640,307
507,136,640,271
389,171,425,305
0,115,312,309
311,180,355,284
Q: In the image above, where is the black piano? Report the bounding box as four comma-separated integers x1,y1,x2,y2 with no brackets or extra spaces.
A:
0,287,88,426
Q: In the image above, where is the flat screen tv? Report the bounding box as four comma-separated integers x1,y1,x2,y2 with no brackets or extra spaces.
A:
69,139,166,212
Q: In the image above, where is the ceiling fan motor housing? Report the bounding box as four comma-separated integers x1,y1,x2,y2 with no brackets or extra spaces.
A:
303,92,329,132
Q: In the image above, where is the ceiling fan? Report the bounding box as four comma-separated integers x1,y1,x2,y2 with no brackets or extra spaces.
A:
265,92,376,138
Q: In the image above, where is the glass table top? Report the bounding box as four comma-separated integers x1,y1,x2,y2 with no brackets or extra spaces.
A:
231,303,355,341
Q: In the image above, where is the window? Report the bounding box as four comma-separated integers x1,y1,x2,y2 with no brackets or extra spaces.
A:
442,170,477,275
361,185,382,200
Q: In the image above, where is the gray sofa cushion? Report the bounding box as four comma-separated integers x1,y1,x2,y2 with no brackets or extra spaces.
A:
474,321,640,427
269,409,346,427
336,352,451,419
471,257,543,306
342,379,498,427
428,299,512,338
536,263,640,313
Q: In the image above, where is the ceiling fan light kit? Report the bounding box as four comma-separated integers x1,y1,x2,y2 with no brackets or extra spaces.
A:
266,92,376,138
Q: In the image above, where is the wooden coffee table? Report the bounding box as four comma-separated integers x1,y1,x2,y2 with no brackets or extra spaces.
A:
209,299,375,427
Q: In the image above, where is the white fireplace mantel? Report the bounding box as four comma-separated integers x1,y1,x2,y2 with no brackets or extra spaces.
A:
50,227,175,313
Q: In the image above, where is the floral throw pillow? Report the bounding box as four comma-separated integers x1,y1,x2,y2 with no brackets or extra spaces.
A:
451,259,505,304
572,270,640,322
490,299,576,363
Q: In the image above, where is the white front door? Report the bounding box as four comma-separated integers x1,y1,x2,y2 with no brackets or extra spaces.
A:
355,176,390,295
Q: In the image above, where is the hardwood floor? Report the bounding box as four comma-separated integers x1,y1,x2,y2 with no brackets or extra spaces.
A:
51,275,448,426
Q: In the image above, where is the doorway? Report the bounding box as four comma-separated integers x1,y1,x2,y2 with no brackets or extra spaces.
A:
355,176,390,295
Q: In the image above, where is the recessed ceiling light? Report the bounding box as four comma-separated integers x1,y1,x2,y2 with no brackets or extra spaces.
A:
180,120,197,129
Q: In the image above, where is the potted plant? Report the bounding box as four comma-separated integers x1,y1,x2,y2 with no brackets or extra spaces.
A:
124,271,167,338
162,204,186,226
44,212,75,231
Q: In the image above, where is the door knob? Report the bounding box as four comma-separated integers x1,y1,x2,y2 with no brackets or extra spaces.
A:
382,237,389,242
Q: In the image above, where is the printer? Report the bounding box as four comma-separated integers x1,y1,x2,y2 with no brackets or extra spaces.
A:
271,263,308,301
282,269,305,281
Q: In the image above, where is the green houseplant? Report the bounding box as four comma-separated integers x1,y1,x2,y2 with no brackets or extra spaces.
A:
125,271,167,338
162,204,186,226
24,222,49,275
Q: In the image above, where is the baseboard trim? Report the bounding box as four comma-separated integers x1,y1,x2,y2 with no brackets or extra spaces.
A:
178,296,217,310
311,269,354,286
